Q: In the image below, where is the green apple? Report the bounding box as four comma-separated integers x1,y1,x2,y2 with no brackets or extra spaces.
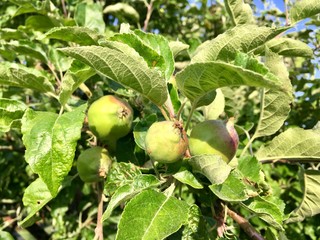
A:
87,95,133,148
189,119,239,163
77,146,112,183
145,121,188,163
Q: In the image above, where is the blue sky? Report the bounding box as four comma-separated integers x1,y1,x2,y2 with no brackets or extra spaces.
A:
253,0,286,11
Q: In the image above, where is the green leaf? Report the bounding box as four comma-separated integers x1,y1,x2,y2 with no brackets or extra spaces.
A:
209,157,261,202
2,41,48,62
75,2,105,34
21,104,87,196
256,127,320,162
19,178,53,228
169,40,189,58
188,154,232,185
134,30,175,81
0,98,27,132
0,28,28,40
290,0,320,24
242,196,285,230
168,82,181,113
102,174,161,222
173,169,203,189
193,89,217,109
203,89,225,120
43,26,103,45
266,38,313,57
116,189,189,240
0,231,15,240
103,3,140,23
13,0,51,16
209,170,249,201
286,169,320,223
104,162,142,195
25,15,60,32
48,47,73,73
19,175,75,228
250,50,292,139
133,114,157,150
224,0,255,25
59,60,96,105
182,204,211,240
60,46,168,106
110,32,166,77
176,59,284,104
192,25,288,62
237,156,261,183
0,62,55,93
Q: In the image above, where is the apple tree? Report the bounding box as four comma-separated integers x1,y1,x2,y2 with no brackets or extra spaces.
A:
0,0,320,239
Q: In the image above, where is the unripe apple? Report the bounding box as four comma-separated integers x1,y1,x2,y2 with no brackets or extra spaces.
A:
189,119,239,163
87,95,133,147
77,146,112,183
145,121,188,163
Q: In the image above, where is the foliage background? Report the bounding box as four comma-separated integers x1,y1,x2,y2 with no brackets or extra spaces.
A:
0,0,319,239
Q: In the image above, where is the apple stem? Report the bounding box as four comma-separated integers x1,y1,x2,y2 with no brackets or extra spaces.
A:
150,158,160,179
94,182,104,240
185,103,196,132
159,106,170,121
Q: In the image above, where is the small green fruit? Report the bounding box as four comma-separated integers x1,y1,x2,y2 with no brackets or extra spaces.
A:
145,121,188,163
87,95,133,146
77,147,112,183
189,119,239,163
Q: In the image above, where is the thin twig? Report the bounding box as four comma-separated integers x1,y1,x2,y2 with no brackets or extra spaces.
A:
47,61,61,86
227,208,265,240
94,182,104,240
143,0,154,31
61,0,68,18
284,0,290,26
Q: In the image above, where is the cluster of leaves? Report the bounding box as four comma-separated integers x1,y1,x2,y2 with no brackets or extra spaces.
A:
0,0,320,239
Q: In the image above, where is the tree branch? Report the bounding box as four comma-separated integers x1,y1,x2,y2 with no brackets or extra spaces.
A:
143,0,154,31
227,208,265,240
94,182,104,240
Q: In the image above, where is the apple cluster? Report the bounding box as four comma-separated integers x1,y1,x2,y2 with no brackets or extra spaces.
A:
77,94,239,182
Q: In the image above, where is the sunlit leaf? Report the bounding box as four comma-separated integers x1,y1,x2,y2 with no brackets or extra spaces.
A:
103,3,140,23
192,25,288,62
0,62,55,93
102,175,161,222
256,127,320,162
59,60,96,105
224,0,255,25
176,58,285,104
169,40,189,58
60,45,168,106
116,189,189,240
182,204,211,240
173,169,203,189
21,104,87,196
290,0,320,23
75,2,105,34
265,38,313,57
44,26,103,45
104,162,142,196
188,154,232,185
19,178,53,227
0,98,26,132
286,169,320,223
250,50,293,139
243,196,285,230
203,89,225,120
